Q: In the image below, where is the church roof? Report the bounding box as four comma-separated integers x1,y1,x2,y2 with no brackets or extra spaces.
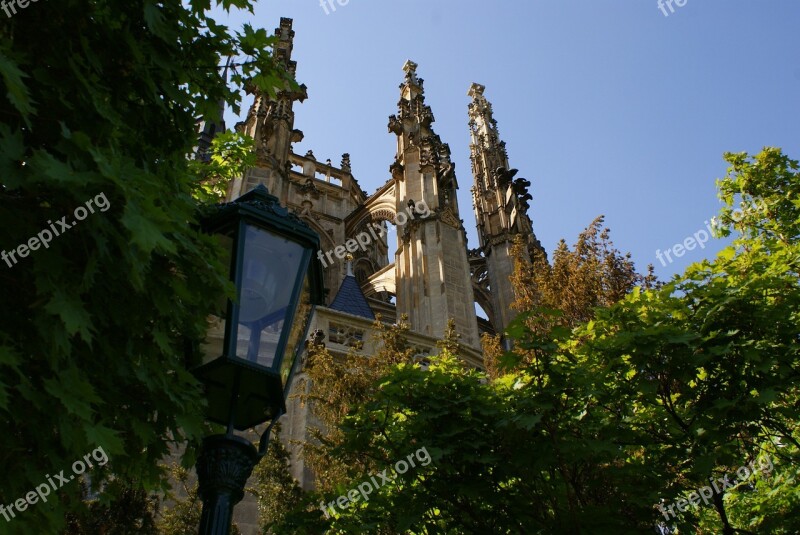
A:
329,266,375,320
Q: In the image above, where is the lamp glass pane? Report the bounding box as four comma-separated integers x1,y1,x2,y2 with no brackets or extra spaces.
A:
234,224,305,369
279,272,312,391
200,230,235,366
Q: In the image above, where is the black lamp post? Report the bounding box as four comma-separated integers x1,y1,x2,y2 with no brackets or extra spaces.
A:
193,185,324,535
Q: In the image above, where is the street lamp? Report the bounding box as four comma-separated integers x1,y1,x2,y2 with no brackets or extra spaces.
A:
193,185,324,535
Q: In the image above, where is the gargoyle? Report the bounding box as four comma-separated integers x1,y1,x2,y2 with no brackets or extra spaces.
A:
496,167,518,187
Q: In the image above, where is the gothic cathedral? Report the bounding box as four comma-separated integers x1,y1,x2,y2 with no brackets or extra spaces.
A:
204,17,543,357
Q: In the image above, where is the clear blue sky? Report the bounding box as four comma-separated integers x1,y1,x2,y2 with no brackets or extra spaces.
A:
214,0,800,281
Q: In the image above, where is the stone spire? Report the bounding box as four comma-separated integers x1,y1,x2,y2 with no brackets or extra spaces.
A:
468,83,543,336
389,62,480,348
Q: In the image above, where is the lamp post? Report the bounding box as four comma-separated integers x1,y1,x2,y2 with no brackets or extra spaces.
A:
192,185,324,535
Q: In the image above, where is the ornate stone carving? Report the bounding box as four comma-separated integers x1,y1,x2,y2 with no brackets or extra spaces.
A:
418,105,434,127
299,177,320,198
367,209,396,225
468,83,543,265
438,157,456,189
438,207,462,230
418,138,437,170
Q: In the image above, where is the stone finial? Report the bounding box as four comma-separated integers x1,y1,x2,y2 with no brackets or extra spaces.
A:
276,17,295,42
403,60,419,84
278,17,293,31
305,149,316,160
345,253,354,276
468,82,485,99
468,83,492,119
341,153,352,173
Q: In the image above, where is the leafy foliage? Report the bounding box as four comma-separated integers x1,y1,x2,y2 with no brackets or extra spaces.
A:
0,1,286,532
510,215,653,319
189,131,257,204
504,148,800,533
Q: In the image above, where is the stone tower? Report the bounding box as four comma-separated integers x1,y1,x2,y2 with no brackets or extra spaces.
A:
233,17,307,200
389,61,480,348
468,83,543,336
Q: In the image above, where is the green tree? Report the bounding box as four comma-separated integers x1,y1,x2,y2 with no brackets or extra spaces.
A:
559,148,800,533
279,221,656,534
318,353,545,534
0,1,287,532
